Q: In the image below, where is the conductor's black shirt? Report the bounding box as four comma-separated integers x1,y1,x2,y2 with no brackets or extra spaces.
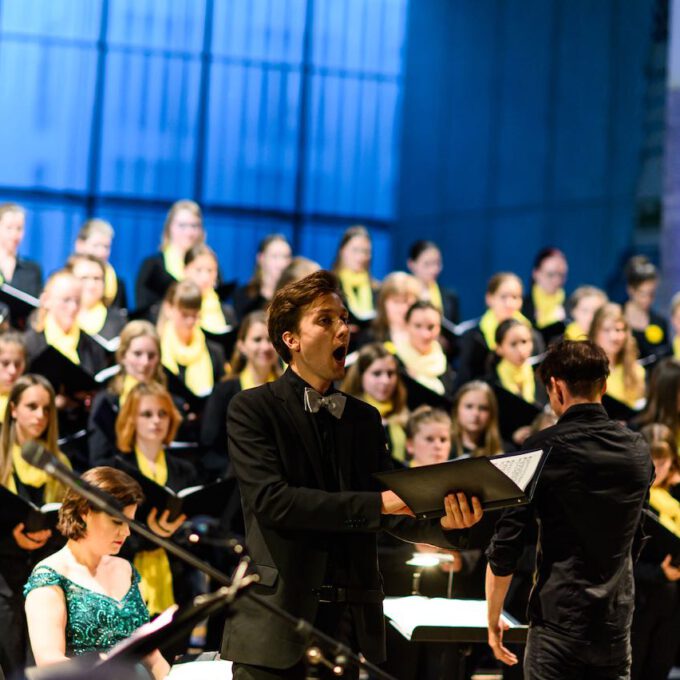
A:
486,403,653,642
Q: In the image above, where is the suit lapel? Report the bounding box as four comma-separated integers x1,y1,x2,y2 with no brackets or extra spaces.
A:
270,378,326,488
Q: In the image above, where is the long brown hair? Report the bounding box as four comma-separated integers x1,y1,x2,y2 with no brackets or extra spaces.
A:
246,234,291,297
331,225,372,273
636,358,680,434
226,310,282,378
450,381,502,458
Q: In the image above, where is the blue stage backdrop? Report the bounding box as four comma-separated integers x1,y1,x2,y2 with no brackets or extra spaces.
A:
0,0,406,305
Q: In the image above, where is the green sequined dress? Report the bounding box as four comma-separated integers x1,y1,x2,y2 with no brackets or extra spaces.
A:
23,563,150,656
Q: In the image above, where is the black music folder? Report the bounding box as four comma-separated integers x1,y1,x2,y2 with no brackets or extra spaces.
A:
601,394,640,422
0,485,61,532
491,384,543,441
374,447,549,518
401,372,454,412
29,345,107,394
0,281,39,329
641,508,680,567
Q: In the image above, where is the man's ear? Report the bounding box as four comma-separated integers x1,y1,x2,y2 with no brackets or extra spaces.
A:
549,377,564,405
282,330,300,355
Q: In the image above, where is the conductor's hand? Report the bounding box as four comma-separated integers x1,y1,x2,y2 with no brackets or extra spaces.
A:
13,523,51,551
661,554,680,582
147,508,187,538
440,493,483,530
380,490,415,516
488,616,518,666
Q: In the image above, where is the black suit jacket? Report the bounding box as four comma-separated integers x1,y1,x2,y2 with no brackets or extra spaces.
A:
221,369,468,668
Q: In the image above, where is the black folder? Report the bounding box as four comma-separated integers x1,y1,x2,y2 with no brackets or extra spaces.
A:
374,447,549,518
163,367,209,414
116,456,235,522
401,372,454,412
641,508,680,567
0,282,39,329
0,485,61,532
29,345,102,394
601,394,640,422
536,320,565,346
491,384,543,442
203,325,239,359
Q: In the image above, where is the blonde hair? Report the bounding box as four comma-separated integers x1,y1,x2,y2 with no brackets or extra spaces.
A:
115,382,182,453
111,320,166,395
588,302,643,399
372,272,422,341
405,405,451,439
76,218,114,242
161,200,204,249
487,272,522,296
567,285,608,316
451,381,502,458
0,203,26,221
32,269,80,332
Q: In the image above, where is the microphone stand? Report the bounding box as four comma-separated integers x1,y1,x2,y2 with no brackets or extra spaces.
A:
33,455,396,680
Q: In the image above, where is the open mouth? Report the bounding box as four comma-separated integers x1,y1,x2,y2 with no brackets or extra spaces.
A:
332,346,347,362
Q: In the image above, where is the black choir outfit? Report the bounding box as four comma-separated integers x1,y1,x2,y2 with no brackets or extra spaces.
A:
4,258,42,299
134,253,177,312
231,284,268,322
24,328,109,377
630,309,670,364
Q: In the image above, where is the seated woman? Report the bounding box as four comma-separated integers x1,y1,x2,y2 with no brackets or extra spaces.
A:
332,225,377,323
589,302,645,408
457,272,541,386
631,424,680,680
341,343,409,464
0,203,43,301
74,218,127,310
0,375,71,676
368,271,422,349
135,200,205,312
158,280,225,399
66,254,127,342
24,269,108,375
406,240,459,323
393,301,454,402
200,310,280,478
0,331,27,424
563,285,608,340
623,256,670,362
114,383,194,619
450,381,504,458
522,247,568,343
273,256,320,293
88,321,167,467
23,466,169,679
232,234,292,321
183,244,236,335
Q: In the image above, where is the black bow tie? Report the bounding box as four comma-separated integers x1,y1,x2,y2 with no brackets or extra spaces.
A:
304,388,347,419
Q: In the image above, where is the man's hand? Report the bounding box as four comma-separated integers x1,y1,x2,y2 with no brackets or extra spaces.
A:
488,616,518,666
380,490,414,516
661,554,680,582
13,523,51,551
440,493,483,530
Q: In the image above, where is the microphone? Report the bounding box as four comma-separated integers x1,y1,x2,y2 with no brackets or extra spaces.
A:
22,441,69,473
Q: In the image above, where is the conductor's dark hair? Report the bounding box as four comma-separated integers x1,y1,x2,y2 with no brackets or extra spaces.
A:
537,340,610,399
268,270,343,363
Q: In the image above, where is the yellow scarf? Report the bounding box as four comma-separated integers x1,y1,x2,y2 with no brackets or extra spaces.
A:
362,394,406,462
650,487,680,537
200,288,229,334
5,443,69,503
44,314,81,365
427,282,444,314
119,375,139,406
161,324,214,396
78,302,108,336
162,245,185,282
564,321,587,341
0,393,8,423
103,263,118,306
497,359,536,403
394,338,448,395
606,363,645,408
674,336,680,360
338,269,374,318
239,365,276,391
133,447,175,615
532,284,565,329
479,309,531,351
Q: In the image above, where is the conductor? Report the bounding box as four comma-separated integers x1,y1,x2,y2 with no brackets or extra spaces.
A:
222,270,482,679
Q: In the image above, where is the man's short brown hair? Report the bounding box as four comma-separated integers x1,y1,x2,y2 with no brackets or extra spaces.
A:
57,466,143,540
268,270,343,363
537,340,610,399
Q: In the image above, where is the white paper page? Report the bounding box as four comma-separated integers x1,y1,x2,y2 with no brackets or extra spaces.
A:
168,660,232,679
489,448,543,492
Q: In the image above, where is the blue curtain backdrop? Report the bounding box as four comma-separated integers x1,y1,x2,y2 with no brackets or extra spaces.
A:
0,0,406,305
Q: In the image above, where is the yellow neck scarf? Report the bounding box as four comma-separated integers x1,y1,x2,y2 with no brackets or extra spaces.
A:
239,365,276,391
162,245,185,282
200,288,228,334
338,269,374,317
78,302,108,336
606,363,645,408
532,284,565,329
564,321,587,341
361,394,406,462
103,263,118,306
394,338,448,395
650,487,680,537
133,446,175,615
44,314,81,365
362,393,394,418
0,393,8,423
479,309,531,351
161,324,214,396
427,282,444,314
497,359,536,403
119,375,139,406
5,443,70,503
674,336,680,360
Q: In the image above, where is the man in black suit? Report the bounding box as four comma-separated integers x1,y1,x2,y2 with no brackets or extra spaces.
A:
222,270,482,679
485,340,653,680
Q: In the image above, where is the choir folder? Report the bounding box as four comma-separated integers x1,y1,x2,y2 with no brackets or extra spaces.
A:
374,447,549,518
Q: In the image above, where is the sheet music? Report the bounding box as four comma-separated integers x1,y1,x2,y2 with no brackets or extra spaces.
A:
489,449,543,491
168,660,233,679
